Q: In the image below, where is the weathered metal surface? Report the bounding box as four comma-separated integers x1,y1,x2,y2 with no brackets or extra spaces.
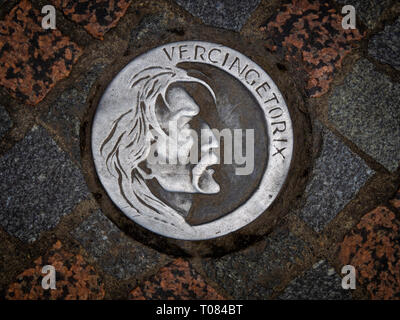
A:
92,41,293,240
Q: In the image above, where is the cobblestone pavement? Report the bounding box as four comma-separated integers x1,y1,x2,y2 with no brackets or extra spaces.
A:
0,0,399,300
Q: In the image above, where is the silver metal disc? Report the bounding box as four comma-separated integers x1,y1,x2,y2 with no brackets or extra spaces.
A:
92,41,293,240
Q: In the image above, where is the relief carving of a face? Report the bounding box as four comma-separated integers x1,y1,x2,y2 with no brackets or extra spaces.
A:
146,85,220,195
92,41,293,240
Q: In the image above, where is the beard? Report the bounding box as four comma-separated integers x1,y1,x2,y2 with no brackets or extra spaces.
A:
191,151,220,194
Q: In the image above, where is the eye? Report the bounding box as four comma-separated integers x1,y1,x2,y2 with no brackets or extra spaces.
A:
155,95,171,127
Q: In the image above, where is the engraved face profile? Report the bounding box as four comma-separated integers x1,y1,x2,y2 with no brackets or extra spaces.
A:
98,65,222,230
92,41,294,240
145,83,220,195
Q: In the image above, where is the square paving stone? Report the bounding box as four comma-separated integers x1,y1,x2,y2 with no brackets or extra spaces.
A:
129,11,187,48
202,229,311,299
261,0,364,97
6,241,105,300
0,125,89,243
336,0,392,29
52,0,132,40
71,209,162,280
0,0,82,105
174,0,260,31
338,206,400,300
328,59,400,172
278,260,352,300
295,122,374,232
129,258,225,300
0,105,12,139
41,63,107,163
368,18,400,71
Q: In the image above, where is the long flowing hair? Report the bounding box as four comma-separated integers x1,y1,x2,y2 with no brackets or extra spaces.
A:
100,65,216,230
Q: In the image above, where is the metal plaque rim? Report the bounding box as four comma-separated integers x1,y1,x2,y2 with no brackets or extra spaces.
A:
91,41,294,240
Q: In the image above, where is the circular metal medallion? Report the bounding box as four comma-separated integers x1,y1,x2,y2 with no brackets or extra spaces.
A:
92,41,293,240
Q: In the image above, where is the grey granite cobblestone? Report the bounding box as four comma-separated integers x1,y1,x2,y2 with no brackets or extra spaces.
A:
329,59,400,172
0,105,12,139
295,122,374,232
41,63,107,164
129,12,187,46
0,126,89,242
174,0,260,31
335,0,392,29
72,209,162,280
278,260,352,300
369,17,400,71
202,229,310,299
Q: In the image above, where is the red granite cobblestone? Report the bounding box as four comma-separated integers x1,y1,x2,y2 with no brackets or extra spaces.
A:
6,241,105,300
261,0,364,97
129,259,225,300
338,206,400,300
0,0,82,105
52,0,132,40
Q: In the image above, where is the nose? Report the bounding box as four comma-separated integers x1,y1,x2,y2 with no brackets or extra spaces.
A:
166,87,200,119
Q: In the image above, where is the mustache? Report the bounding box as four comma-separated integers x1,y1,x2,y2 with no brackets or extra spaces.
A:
191,150,220,194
